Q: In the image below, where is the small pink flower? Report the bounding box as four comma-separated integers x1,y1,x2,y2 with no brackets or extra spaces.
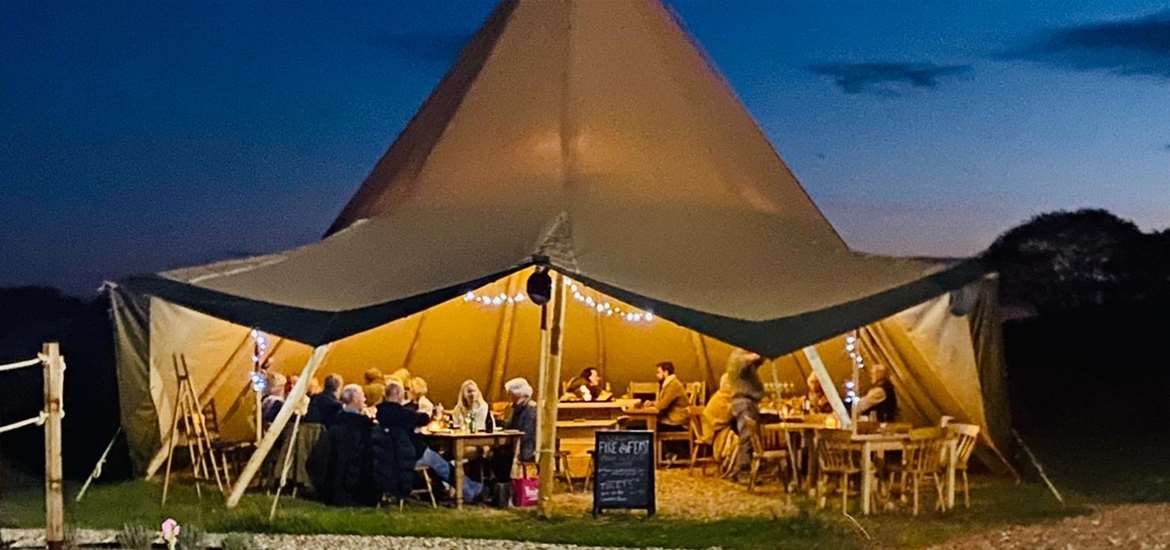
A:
161,518,181,542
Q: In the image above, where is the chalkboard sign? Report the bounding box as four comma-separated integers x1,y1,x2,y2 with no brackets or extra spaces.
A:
592,430,655,517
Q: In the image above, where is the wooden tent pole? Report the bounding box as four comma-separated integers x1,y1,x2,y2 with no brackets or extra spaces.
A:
594,303,607,381
536,271,567,518
42,342,65,550
487,275,522,402
401,314,427,372
802,346,850,429
688,332,714,395
226,345,329,508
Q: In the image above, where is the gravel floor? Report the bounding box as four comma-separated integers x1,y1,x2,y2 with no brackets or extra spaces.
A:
552,467,798,520
931,503,1170,549
0,529,686,549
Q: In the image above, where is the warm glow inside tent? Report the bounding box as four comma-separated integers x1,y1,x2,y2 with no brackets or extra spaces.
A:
107,0,1016,504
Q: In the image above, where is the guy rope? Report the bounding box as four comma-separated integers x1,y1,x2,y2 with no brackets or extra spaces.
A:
0,342,67,550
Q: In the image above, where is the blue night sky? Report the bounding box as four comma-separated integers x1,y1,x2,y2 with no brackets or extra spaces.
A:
3,1,1169,295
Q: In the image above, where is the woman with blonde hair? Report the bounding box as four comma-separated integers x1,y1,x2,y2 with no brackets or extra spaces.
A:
451,380,493,432
407,376,435,416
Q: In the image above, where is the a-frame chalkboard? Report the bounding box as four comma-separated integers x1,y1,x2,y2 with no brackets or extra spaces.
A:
592,430,655,517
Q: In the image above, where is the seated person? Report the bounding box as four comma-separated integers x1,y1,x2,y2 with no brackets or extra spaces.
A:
651,361,690,431
376,380,481,502
362,368,386,407
306,384,377,506
304,374,344,426
855,363,897,422
805,373,833,414
452,380,495,432
563,367,610,402
700,373,733,444
491,377,537,482
261,372,287,426
406,376,435,417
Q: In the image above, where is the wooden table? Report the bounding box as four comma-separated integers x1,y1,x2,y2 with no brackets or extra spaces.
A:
557,400,637,421
620,407,662,467
556,419,620,439
425,430,524,509
851,433,958,515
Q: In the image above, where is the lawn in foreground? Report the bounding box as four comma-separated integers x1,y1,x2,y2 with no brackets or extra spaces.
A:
1,475,1078,549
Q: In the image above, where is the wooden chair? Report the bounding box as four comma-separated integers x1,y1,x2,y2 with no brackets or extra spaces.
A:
657,410,695,467
899,427,947,515
747,424,795,493
816,430,862,512
686,406,714,476
684,382,706,406
627,381,659,400
946,423,980,508
410,465,437,508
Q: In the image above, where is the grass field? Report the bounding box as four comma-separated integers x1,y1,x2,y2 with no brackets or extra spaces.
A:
0,471,1084,549
4,433,1166,549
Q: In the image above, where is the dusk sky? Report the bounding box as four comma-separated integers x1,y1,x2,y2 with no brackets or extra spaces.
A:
3,1,1169,295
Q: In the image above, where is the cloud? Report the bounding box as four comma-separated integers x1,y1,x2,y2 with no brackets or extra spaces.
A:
369,30,475,63
1004,11,1170,78
806,62,972,96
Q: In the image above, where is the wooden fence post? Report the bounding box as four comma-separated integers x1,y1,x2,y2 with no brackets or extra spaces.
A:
43,342,65,550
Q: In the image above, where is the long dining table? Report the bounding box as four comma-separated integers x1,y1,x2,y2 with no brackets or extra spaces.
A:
424,429,524,509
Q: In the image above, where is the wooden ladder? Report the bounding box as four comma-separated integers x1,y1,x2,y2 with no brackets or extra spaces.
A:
161,354,226,505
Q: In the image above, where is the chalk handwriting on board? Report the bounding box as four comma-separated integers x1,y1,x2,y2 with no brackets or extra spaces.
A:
593,430,655,517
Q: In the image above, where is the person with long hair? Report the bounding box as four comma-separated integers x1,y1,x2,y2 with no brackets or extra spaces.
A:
451,380,494,432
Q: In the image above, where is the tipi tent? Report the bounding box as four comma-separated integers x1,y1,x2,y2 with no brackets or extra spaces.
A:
109,0,1014,506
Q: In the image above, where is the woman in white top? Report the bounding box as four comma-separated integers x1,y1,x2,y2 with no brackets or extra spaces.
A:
451,379,493,432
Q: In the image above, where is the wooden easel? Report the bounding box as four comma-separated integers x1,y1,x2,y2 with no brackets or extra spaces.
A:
161,354,225,505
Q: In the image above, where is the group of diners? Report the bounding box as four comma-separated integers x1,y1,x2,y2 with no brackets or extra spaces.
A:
258,368,536,507
253,348,903,507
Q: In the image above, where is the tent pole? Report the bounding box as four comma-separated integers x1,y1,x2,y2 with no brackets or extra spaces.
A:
688,332,714,396
594,303,607,381
536,271,567,518
401,313,427,372
226,345,330,508
802,346,851,429
487,274,522,402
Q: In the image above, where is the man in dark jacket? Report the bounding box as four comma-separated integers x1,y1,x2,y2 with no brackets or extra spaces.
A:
372,381,426,501
304,374,344,426
307,383,377,506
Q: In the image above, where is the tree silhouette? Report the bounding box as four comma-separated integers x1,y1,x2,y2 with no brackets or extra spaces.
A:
983,209,1144,312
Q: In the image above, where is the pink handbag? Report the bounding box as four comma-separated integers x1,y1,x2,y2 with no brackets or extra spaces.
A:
511,463,539,507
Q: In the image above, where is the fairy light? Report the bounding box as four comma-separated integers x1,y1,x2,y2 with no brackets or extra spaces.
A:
843,334,864,404
249,328,270,393
461,278,655,323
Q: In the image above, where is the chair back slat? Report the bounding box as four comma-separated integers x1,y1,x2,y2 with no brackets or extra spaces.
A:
817,430,859,472
947,423,980,468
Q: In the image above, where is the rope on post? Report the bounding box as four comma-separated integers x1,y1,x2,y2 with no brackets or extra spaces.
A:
0,356,41,373
0,354,50,434
0,411,48,434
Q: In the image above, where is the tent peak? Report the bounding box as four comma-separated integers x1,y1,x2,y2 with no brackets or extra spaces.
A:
326,0,846,251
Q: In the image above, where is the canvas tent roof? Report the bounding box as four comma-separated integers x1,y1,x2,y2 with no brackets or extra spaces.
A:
119,0,987,358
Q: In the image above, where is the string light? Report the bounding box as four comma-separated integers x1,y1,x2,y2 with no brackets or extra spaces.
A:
249,329,270,394
462,291,527,306
461,277,655,323
843,334,864,404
